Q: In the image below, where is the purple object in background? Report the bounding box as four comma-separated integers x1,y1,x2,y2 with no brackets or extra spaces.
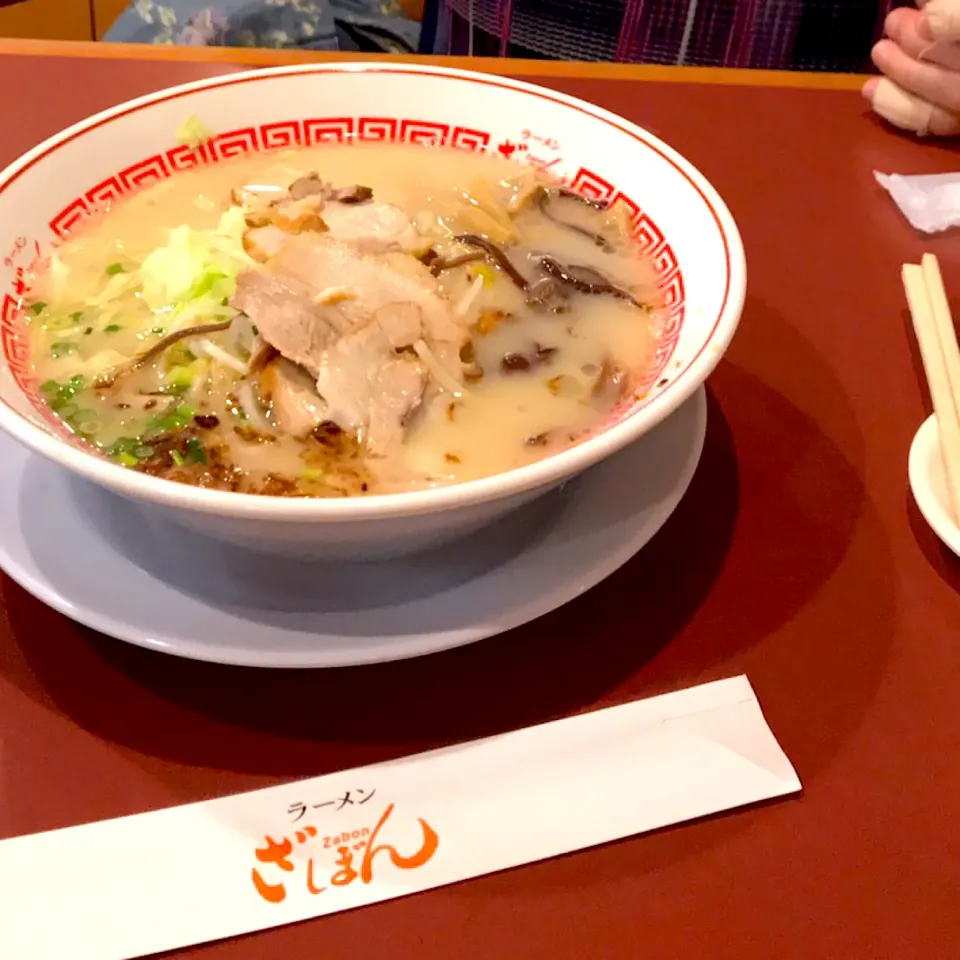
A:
432,0,910,72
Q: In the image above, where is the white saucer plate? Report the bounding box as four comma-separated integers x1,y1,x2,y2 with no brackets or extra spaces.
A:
0,389,706,668
909,412,960,556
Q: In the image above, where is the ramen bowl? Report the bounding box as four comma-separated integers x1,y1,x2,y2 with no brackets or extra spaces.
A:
0,64,744,559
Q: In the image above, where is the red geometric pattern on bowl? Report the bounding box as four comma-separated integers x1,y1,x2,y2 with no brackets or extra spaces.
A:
567,167,615,201
85,176,126,208
451,127,490,152
567,169,684,391
1,294,30,379
304,117,355,144
399,120,450,146
167,143,209,172
634,213,665,256
260,121,303,149
208,127,262,163
120,154,172,192
1,293,71,438
48,198,89,240
7,116,684,441
357,117,398,142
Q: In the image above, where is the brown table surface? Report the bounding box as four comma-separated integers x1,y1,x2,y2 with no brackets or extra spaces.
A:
1,41,959,960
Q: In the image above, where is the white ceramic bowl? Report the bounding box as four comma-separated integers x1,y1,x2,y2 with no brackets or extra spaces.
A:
0,64,745,559
909,414,960,556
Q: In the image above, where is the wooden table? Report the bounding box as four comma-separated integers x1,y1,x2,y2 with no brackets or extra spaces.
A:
1,39,959,960
0,0,127,41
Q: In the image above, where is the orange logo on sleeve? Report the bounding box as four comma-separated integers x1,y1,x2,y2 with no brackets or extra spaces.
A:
251,803,439,905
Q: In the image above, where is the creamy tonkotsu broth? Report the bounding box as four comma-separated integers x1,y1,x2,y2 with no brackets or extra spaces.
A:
23,142,661,496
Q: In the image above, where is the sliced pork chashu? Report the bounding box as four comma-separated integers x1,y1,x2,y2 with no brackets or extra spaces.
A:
319,201,424,255
239,176,425,258
315,319,428,454
271,235,466,351
259,357,328,437
231,269,348,376
230,235,461,454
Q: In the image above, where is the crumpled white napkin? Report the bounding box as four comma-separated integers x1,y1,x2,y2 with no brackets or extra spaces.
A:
875,171,960,232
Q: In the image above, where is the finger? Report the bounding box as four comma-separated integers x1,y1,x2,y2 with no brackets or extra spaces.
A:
884,7,960,70
872,37,960,113
867,75,960,135
923,0,960,43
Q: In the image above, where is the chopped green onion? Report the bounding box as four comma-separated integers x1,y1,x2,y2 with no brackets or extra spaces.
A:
74,416,101,436
190,269,228,299
145,416,167,434
30,301,47,315
170,450,186,467
302,468,324,481
104,324,122,334
105,263,125,276
49,376,84,411
185,438,207,464
58,402,78,419
50,342,75,358
109,438,155,465
166,365,196,391
166,343,196,368
70,311,84,322
109,437,141,457
145,403,195,436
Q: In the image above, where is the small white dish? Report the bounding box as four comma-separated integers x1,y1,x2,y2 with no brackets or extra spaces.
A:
909,412,960,555
0,389,706,668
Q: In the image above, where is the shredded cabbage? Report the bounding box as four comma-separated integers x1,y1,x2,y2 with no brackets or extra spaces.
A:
139,211,251,320
43,207,251,348
67,348,133,377
214,205,250,255
177,115,214,148
86,272,136,308
141,226,210,308
49,254,70,300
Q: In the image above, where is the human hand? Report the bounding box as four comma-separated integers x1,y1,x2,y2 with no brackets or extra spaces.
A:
864,1,960,135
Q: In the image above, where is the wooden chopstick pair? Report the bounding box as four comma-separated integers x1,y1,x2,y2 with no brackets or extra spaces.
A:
903,253,960,520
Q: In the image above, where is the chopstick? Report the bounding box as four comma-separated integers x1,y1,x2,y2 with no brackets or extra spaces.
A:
903,253,960,520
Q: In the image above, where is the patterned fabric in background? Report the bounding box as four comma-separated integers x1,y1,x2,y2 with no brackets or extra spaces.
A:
106,0,915,71
435,0,912,71
105,0,421,53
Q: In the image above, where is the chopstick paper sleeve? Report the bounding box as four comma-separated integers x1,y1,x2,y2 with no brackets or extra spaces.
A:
0,675,799,959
